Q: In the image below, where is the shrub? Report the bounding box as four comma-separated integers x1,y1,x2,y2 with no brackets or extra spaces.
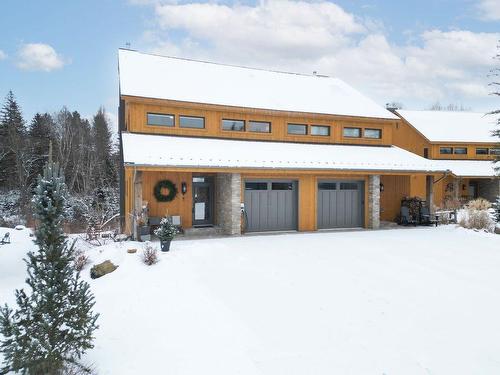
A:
154,217,178,241
74,249,90,271
142,242,159,266
458,198,495,232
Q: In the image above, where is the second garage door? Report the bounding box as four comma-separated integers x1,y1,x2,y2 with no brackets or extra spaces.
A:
244,180,298,232
317,180,364,229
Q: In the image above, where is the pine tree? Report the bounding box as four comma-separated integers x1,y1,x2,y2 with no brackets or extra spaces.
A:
28,113,57,187
0,162,99,374
0,91,26,190
92,107,117,188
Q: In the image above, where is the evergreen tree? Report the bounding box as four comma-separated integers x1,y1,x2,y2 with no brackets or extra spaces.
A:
92,107,117,187
0,162,99,374
0,91,26,190
28,113,57,187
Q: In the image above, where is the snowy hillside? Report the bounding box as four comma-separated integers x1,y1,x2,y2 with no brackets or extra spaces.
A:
1,226,500,374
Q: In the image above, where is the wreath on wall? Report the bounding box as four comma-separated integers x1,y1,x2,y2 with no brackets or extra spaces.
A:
154,180,178,202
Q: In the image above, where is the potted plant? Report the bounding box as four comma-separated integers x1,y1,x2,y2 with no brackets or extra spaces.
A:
154,217,178,252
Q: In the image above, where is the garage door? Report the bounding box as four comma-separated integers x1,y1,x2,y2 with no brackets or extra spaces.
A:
317,180,364,229
244,180,298,232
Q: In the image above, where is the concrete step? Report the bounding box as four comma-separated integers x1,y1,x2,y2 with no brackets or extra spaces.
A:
181,226,224,238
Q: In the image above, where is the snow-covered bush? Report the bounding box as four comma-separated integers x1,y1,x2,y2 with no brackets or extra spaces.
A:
142,242,159,266
66,187,120,232
74,249,90,271
0,190,24,227
495,196,500,223
154,217,178,240
458,198,495,232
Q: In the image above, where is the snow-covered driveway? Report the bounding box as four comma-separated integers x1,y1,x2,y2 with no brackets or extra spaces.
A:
1,226,500,374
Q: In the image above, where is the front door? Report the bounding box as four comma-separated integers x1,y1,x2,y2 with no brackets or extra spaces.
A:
192,177,214,226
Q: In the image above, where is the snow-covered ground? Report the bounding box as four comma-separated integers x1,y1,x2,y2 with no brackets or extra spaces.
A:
1,226,500,374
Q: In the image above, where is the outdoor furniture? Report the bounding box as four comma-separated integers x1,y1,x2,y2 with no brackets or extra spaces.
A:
0,232,11,245
420,206,439,227
400,206,417,226
435,210,458,224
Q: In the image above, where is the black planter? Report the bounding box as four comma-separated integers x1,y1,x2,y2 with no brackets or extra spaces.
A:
160,239,172,252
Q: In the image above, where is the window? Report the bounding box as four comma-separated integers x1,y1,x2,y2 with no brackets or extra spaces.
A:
287,123,307,135
179,115,205,129
222,119,245,131
476,148,489,155
364,128,382,139
318,182,336,190
248,121,271,133
310,125,330,136
245,182,268,190
424,148,429,159
454,147,467,155
147,113,174,127
491,148,500,155
340,182,359,190
440,147,453,154
271,182,293,190
343,127,361,138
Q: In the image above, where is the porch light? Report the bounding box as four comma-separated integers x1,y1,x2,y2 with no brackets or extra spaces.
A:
379,183,384,192
181,182,187,195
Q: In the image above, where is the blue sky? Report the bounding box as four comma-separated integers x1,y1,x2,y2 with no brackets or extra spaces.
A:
0,0,499,130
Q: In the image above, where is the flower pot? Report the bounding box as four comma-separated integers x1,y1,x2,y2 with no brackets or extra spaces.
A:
160,239,172,252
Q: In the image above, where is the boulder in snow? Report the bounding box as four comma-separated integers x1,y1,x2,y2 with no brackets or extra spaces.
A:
90,260,118,279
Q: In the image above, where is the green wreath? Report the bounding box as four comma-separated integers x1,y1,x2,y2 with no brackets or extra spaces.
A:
154,180,178,202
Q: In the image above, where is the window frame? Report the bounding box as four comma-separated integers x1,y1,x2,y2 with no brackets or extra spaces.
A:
248,120,271,133
343,127,361,138
363,128,382,139
221,118,245,132
287,123,308,135
453,147,468,155
310,125,331,137
146,112,175,127
439,147,453,155
179,115,205,129
490,148,500,155
476,147,489,155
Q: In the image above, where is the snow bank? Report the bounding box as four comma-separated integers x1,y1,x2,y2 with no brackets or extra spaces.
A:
2,226,500,374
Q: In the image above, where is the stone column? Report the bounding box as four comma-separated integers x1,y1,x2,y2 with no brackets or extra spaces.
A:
133,170,143,240
368,175,380,229
215,173,242,235
426,175,435,214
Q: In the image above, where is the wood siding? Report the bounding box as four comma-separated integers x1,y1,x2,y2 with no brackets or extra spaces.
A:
380,175,410,222
123,96,395,146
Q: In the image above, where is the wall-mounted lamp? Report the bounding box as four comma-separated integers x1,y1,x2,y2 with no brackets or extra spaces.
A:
379,183,384,192
181,182,187,195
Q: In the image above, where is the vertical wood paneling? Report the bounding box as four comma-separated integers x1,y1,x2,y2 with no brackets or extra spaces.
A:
380,175,410,222
141,171,193,228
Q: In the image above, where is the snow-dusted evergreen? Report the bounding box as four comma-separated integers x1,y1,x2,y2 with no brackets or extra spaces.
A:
0,162,98,374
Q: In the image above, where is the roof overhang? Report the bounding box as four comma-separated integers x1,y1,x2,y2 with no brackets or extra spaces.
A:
122,133,448,174
435,159,499,178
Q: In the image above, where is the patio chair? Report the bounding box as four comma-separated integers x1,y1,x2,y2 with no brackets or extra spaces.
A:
420,206,438,227
400,206,417,226
0,232,11,245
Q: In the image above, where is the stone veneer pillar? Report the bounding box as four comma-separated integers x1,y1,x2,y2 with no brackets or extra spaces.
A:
368,175,380,229
426,175,435,214
215,173,242,235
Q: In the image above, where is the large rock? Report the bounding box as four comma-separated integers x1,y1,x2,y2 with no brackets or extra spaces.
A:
90,260,118,279
495,225,500,235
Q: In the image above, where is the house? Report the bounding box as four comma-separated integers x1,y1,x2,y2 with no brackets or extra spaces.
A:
118,49,450,236
393,110,499,208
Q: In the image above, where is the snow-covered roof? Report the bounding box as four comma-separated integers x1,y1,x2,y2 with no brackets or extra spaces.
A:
396,110,497,143
435,159,498,178
118,49,398,120
122,133,447,173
